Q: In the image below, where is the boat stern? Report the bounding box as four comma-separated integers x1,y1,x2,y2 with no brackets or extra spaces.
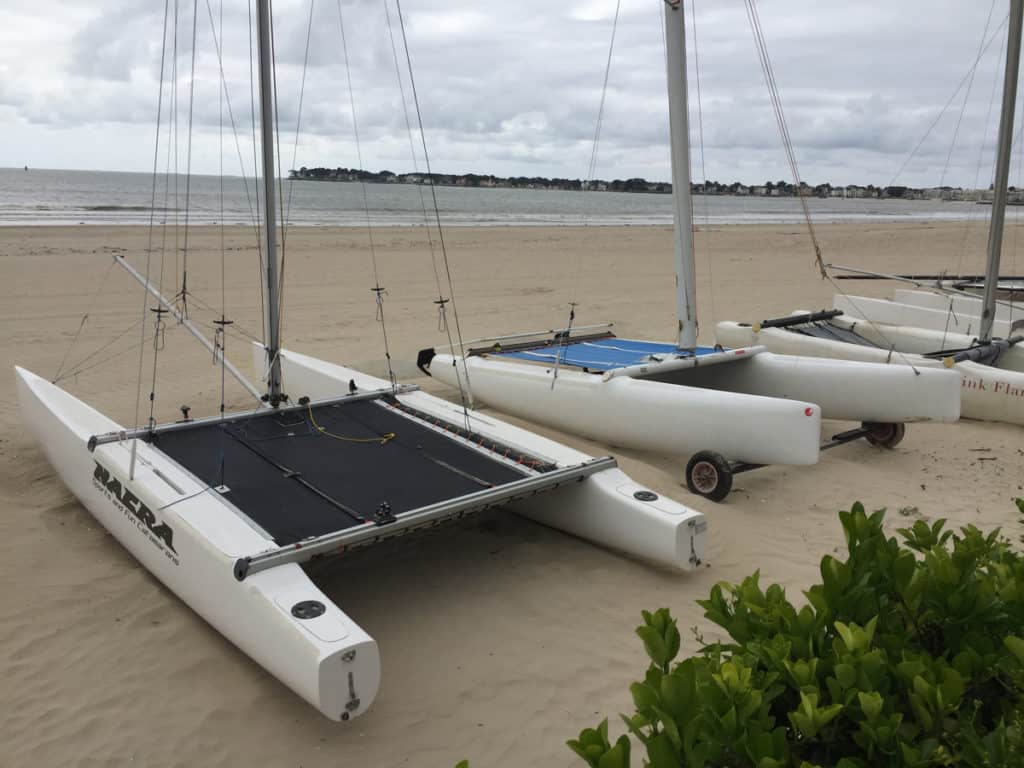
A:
516,466,707,570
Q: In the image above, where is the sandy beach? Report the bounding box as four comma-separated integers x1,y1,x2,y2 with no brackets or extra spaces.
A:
2,220,1023,767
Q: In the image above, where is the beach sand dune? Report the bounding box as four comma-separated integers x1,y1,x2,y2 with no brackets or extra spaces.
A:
2,222,1021,767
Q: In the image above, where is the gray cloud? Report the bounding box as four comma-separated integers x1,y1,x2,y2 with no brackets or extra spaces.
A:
0,1,1015,187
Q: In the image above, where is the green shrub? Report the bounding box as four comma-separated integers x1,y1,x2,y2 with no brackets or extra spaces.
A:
568,503,1024,767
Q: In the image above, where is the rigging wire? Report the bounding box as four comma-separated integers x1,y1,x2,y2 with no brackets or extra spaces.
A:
395,0,474,426
58,317,145,386
552,0,621,388
172,0,180,312
743,0,823,277
70,322,187,384
203,0,269,250
582,0,621,203
689,0,716,328
1012,70,1023,330
383,0,445,319
954,21,1006,280
218,0,227,384
181,288,263,341
336,0,398,390
248,0,267,337
885,12,1009,189
940,0,997,192
216,0,229,486
144,0,181,431
284,0,316,231
846,14,1010,308
54,256,119,384
177,0,201,317
269,4,289,362
743,0,921,372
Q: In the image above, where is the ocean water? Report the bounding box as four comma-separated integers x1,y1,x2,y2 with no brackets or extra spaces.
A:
0,167,1005,227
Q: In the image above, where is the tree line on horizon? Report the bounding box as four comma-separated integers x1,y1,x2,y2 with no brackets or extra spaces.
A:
288,166,1001,200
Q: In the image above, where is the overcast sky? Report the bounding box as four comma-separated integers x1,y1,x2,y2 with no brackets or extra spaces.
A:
0,0,1017,187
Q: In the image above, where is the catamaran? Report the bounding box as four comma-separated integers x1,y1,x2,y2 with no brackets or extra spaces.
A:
716,0,1024,427
417,0,960,501
15,0,709,721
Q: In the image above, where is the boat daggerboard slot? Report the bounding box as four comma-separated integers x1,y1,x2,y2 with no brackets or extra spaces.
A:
233,456,618,581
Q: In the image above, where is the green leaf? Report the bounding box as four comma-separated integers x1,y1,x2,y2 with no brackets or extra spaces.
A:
664,620,681,663
645,732,680,768
817,703,844,728
835,621,855,653
857,690,884,721
630,682,659,711
596,736,631,768
570,504,1024,768
659,666,695,725
834,663,857,689
636,626,668,668
1004,635,1024,666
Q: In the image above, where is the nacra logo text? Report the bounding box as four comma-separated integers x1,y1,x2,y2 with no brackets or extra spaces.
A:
93,461,179,563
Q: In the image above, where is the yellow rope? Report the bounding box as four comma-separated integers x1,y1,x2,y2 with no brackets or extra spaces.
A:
307,404,395,445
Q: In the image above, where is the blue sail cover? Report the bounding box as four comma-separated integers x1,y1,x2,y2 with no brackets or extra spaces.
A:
490,337,721,372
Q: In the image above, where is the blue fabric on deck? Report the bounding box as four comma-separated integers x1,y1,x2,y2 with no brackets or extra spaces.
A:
491,337,721,371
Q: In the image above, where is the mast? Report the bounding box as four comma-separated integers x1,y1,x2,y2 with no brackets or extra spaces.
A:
664,0,698,350
255,0,284,404
981,0,1024,343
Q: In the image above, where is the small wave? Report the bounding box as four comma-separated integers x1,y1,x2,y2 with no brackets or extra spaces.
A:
82,205,154,212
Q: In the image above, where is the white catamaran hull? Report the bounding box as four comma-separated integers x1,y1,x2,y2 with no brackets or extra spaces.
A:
832,294,1024,373
15,366,380,721
639,349,960,424
270,347,708,569
427,352,824,466
831,309,1024,374
19,348,708,722
893,288,1024,332
833,293,1021,341
715,319,1022,426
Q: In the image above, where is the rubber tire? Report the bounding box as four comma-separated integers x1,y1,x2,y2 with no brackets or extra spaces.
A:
863,421,906,449
685,451,734,502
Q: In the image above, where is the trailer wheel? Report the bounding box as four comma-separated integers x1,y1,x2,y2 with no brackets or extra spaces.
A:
685,451,733,502
863,421,905,449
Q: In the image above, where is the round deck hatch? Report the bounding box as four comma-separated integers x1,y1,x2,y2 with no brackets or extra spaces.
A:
291,600,326,619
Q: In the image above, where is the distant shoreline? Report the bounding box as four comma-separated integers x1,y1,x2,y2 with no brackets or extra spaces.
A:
0,217,1000,230
288,166,1011,202
0,167,1009,227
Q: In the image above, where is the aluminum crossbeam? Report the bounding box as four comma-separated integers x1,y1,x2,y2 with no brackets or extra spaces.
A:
232,456,618,580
